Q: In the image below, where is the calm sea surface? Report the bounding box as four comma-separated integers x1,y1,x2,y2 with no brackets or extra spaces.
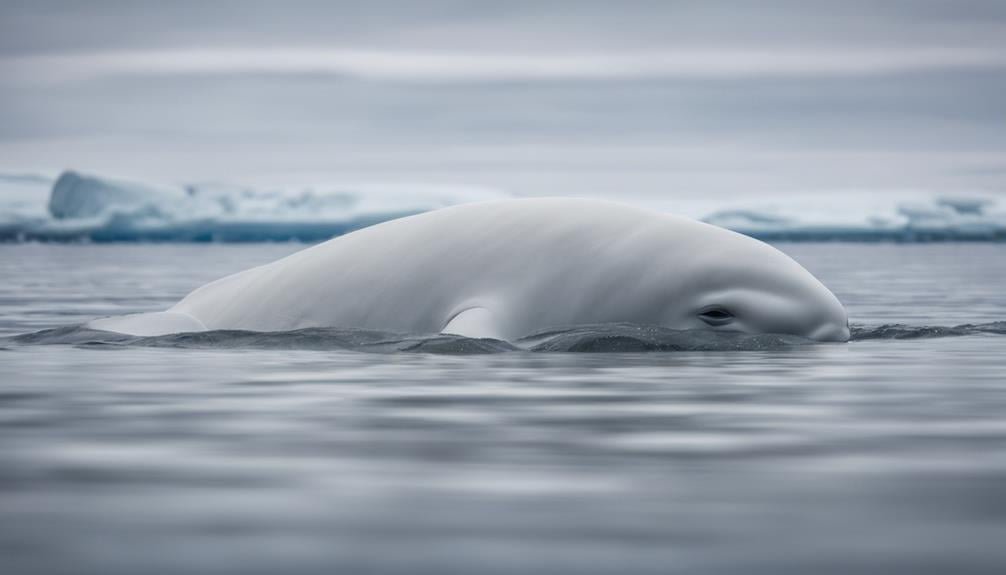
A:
2,243,1006,574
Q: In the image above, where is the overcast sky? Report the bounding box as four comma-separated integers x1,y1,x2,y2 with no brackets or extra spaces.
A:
1,0,1005,198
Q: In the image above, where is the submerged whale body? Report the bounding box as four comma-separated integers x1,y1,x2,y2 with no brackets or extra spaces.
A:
88,198,850,342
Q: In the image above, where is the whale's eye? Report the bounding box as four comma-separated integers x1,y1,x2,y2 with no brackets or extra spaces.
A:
698,307,734,326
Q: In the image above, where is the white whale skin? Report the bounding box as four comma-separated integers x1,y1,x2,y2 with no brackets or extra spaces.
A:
88,198,850,342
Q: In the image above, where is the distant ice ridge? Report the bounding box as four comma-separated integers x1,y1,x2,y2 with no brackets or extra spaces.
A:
1,171,508,242
702,195,1006,241
1,170,1004,241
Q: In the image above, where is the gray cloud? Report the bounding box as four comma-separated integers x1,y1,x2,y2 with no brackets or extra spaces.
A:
7,47,1006,83
0,0,1004,197
4,0,1006,54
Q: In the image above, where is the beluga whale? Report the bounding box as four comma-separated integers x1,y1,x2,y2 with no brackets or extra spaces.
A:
88,198,850,342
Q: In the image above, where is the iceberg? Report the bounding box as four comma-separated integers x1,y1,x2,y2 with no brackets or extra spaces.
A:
49,171,189,220
1,170,508,242
1,170,1004,242
702,194,1006,242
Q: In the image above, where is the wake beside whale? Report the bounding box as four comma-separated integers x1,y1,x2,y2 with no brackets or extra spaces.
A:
87,198,850,343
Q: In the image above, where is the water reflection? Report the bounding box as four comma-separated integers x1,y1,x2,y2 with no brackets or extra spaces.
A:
2,244,1006,573
2,337,1006,573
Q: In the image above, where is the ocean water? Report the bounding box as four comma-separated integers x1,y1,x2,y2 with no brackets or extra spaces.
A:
2,243,1006,573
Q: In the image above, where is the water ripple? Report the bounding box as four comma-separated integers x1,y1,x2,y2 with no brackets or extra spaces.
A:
7,320,1006,354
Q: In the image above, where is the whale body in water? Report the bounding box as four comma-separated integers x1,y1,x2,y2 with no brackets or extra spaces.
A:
88,198,850,342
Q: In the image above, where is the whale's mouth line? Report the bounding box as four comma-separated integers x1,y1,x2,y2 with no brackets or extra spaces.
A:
6,321,1005,354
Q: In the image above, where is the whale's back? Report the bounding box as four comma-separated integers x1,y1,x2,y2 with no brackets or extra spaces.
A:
170,198,701,335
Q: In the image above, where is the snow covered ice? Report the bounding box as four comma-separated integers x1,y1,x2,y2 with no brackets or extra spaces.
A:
1,170,1005,242
1,171,507,242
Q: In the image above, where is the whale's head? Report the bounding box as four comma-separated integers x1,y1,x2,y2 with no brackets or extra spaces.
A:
662,226,850,342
